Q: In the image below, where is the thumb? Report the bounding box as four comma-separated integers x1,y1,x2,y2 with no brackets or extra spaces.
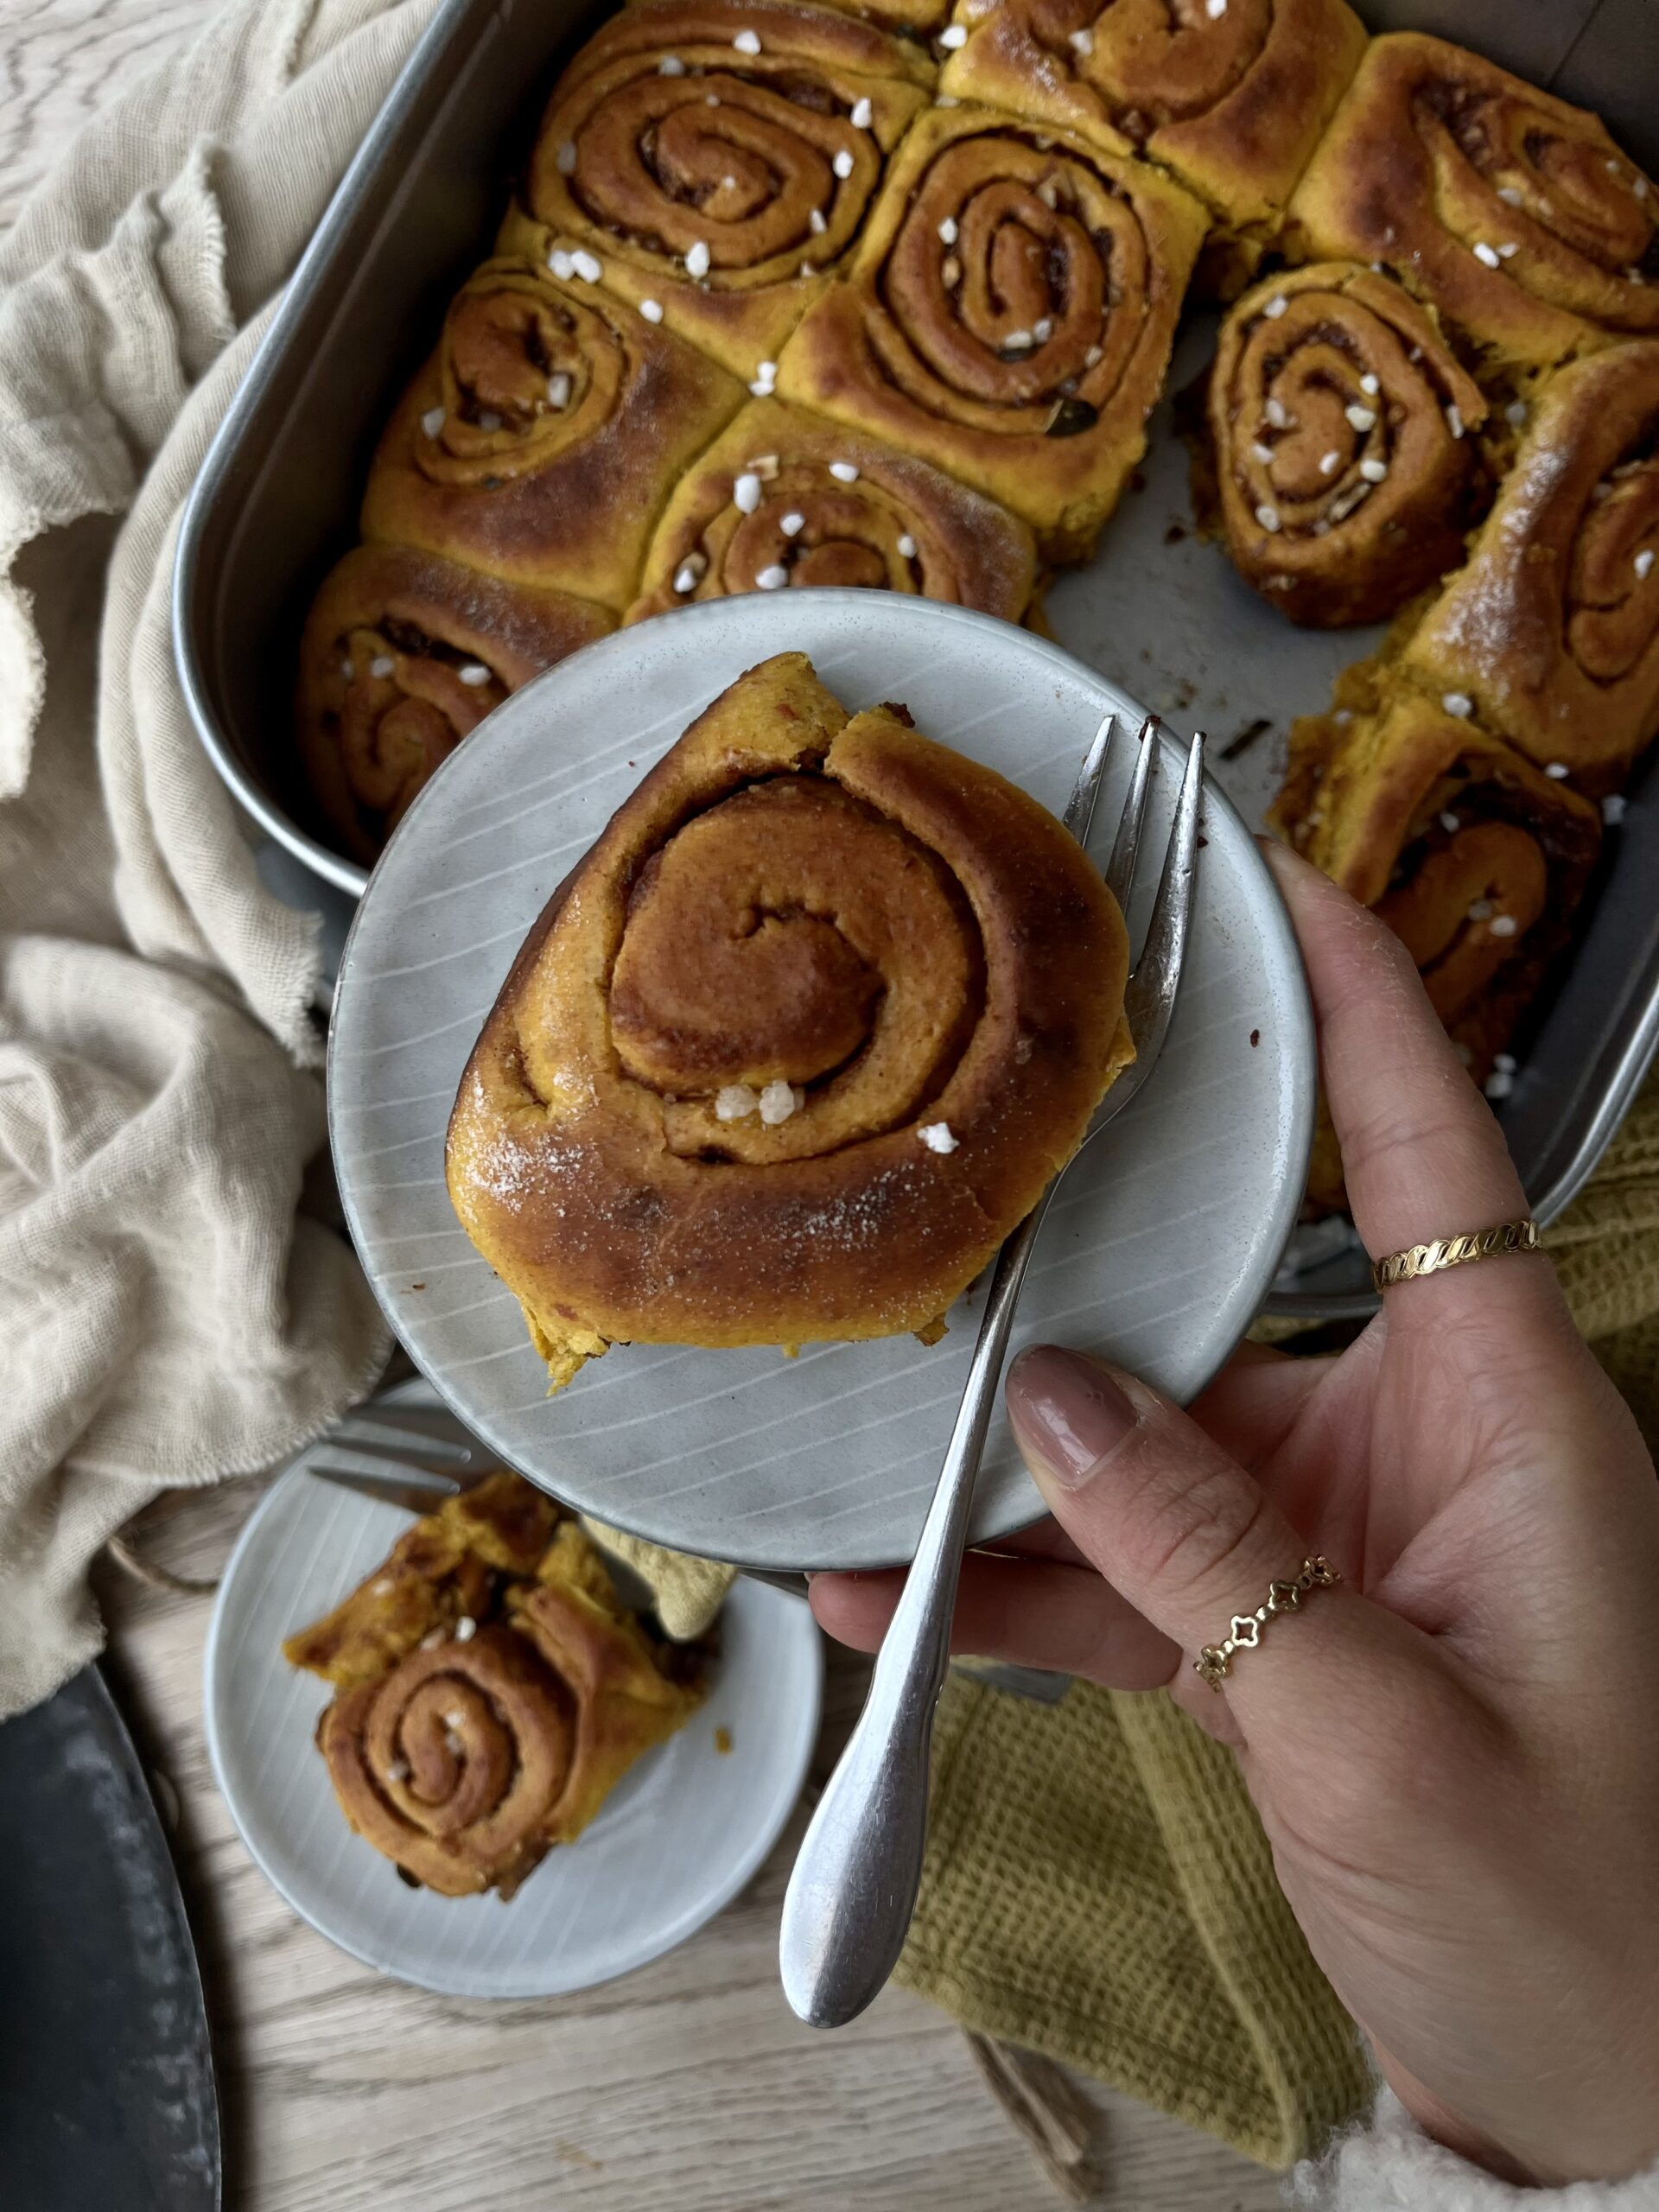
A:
1005,1345,1414,1737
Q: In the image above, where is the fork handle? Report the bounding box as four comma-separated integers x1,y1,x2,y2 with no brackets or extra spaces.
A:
779,1198,1049,2028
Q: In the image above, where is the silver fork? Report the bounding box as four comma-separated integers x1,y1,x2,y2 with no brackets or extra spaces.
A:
779,709,1205,2031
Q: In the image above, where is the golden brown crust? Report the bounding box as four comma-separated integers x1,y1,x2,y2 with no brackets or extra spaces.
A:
446,652,1132,1389
1208,262,1490,626
1401,340,1659,787
507,1527,709,1845
296,544,613,864
360,257,744,611
1285,34,1659,371
939,0,1366,233
522,0,934,380
1269,690,1600,1081
624,395,1039,620
774,104,1206,558
289,1483,704,1897
283,1472,563,1688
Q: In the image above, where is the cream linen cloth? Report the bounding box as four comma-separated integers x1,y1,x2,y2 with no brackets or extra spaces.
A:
0,0,442,1716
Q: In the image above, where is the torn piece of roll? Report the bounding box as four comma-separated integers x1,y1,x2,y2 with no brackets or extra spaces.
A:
447,652,1132,1392
1271,689,1601,1081
1207,262,1489,626
1287,33,1659,371
624,396,1039,620
296,544,613,863
1401,339,1659,791
360,256,743,612
287,1477,704,1899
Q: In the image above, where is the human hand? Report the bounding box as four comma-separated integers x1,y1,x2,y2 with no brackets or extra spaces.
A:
811,843,1659,2189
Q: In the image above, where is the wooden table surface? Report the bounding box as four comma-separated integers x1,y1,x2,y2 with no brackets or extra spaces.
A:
4,2,1286,2204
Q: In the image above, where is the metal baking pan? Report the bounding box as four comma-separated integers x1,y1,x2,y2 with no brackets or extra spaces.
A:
0,1665,221,2211
174,0,1659,1318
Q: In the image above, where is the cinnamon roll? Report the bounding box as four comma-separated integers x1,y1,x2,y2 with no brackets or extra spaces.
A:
361,257,743,611
447,652,1133,1391
521,0,934,382
288,1480,704,1897
774,105,1207,557
1287,35,1659,371
625,396,1039,620
1271,690,1600,1079
1399,340,1659,791
296,545,613,864
938,0,1366,238
1207,262,1489,626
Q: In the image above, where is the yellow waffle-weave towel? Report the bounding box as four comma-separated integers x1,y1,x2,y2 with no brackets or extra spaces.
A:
897,1679,1370,2165
896,1070,1659,2167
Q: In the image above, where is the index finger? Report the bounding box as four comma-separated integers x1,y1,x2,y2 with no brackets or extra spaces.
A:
1261,842,1553,1309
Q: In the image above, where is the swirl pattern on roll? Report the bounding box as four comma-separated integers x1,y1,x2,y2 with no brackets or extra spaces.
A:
1270,689,1600,1083
776,106,1207,556
295,545,613,862
1402,339,1659,787
290,1486,705,1897
938,0,1366,230
1208,263,1489,626
447,653,1132,1391
625,397,1038,620
524,0,934,378
318,1626,576,1897
361,259,742,610
1288,34,1659,367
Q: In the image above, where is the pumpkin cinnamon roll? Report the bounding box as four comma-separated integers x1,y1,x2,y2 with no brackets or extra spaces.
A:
1400,340,1659,791
360,257,743,612
287,1477,704,1898
625,396,1039,620
1271,690,1601,1080
775,105,1206,557
296,544,613,864
938,0,1365,240
447,652,1132,1391
1207,263,1489,627
521,0,933,382
1287,35,1659,372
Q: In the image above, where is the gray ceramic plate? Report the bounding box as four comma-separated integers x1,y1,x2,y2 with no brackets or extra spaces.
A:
203,1382,823,1999
328,592,1314,1572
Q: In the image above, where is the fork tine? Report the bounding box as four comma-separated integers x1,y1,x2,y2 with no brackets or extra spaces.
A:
325,1413,478,1470
1060,710,1116,845
1105,715,1158,912
1122,731,1205,1061
308,1464,464,1510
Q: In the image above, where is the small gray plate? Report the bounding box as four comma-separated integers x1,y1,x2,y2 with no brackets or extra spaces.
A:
328,592,1313,1573
204,1382,823,1999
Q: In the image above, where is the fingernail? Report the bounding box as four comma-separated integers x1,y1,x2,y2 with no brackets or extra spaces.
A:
1006,1346,1136,1491
1255,833,1297,884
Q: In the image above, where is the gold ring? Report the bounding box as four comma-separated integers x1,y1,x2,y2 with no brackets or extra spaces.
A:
1370,1217,1541,1293
1194,1556,1339,1690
